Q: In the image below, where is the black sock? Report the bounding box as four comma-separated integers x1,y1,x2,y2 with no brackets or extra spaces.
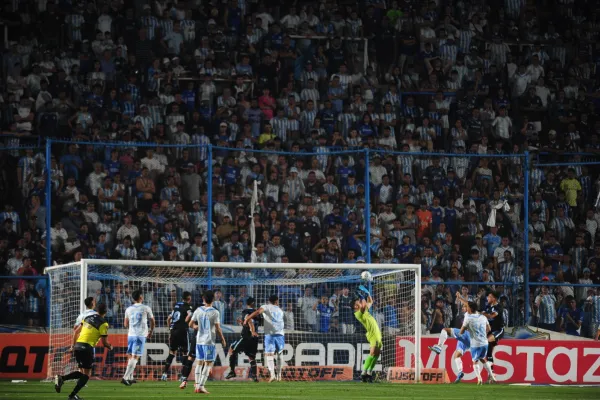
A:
62,371,84,381
249,359,257,376
163,354,175,374
229,352,238,370
181,358,192,380
69,374,89,397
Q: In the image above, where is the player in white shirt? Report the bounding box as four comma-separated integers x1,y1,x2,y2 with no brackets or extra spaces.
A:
189,290,226,394
245,294,285,382
122,290,155,385
74,297,98,329
428,299,472,383
459,301,495,384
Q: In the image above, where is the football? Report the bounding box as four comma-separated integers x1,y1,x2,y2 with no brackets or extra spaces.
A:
361,271,373,281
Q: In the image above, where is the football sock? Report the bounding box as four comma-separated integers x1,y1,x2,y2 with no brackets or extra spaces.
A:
483,361,494,377
181,358,192,381
266,355,275,377
123,358,136,380
69,374,89,397
194,364,202,387
362,355,374,374
367,355,379,375
163,354,175,374
249,359,257,376
473,362,482,381
128,358,138,380
199,364,211,387
62,371,84,381
437,330,448,347
487,359,494,372
276,353,283,377
229,351,238,370
454,357,463,373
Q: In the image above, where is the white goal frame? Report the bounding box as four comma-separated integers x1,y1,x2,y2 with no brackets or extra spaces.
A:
45,259,421,382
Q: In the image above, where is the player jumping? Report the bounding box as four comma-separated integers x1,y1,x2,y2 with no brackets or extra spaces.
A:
162,291,193,381
54,303,113,400
226,296,261,382
482,291,503,383
122,290,155,386
428,327,471,383
244,294,285,382
460,301,495,385
353,286,382,383
190,290,226,394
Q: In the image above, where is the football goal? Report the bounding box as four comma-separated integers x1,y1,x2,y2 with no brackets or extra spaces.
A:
45,260,421,382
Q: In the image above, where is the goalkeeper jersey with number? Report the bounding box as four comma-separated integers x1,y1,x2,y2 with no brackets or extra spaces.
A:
354,309,381,338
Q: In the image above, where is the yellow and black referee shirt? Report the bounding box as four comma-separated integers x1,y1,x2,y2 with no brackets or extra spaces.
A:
77,314,109,347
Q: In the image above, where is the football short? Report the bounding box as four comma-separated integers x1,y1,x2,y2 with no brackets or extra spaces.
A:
73,343,94,369
169,329,190,352
127,336,146,356
264,334,285,354
451,328,470,355
470,344,488,362
486,328,504,358
231,336,259,358
366,329,383,350
196,344,216,362
489,328,504,342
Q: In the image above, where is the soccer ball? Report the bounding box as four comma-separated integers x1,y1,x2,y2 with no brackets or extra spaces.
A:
361,271,373,282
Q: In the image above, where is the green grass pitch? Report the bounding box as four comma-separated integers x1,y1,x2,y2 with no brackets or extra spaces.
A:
2,380,600,400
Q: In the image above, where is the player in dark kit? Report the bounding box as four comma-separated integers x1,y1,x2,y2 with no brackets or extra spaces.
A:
162,291,194,381
225,297,262,382
179,298,204,389
482,291,504,383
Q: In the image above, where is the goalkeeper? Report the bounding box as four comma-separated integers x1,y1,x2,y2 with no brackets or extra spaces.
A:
353,285,382,383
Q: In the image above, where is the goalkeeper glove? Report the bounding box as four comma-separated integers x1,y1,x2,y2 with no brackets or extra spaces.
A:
358,285,371,297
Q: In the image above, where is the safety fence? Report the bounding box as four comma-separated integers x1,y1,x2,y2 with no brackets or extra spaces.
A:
2,140,600,336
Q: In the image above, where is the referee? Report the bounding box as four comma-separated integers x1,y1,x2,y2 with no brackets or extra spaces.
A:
482,291,504,383
162,291,194,381
54,303,113,400
226,297,262,382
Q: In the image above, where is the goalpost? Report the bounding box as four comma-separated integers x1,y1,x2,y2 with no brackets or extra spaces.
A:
45,260,421,383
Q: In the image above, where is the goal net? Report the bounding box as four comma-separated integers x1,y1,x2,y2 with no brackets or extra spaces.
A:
45,260,420,382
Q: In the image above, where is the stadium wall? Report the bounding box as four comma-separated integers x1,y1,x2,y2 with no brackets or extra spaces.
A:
1,333,599,384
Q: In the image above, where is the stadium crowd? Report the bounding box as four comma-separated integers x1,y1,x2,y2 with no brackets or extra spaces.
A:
0,0,600,338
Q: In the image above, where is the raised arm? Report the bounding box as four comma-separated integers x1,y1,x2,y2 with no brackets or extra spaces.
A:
365,294,374,310
244,307,264,324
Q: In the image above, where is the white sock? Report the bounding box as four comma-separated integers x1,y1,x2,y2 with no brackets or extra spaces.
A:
483,361,494,377
123,358,136,380
276,353,283,377
194,364,202,387
454,357,463,374
437,330,448,347
473,362,482,381
199,364,211,387
266,355,275,377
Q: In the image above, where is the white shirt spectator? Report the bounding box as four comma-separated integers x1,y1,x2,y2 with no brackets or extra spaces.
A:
491,115,512,139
